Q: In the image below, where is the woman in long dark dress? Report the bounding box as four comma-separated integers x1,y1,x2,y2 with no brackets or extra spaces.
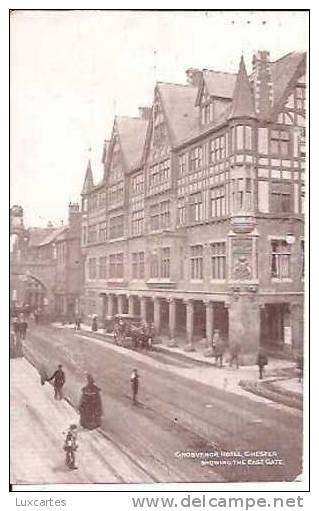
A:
79,375,102,430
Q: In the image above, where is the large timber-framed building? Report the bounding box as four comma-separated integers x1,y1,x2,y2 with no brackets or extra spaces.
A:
80,50,306,356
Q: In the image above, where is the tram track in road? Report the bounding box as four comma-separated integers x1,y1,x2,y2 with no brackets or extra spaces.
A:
24,330,225,482
24,326,302,482
23,343,161,483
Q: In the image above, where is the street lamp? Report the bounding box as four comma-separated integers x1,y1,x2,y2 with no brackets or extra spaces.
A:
286,233,296,245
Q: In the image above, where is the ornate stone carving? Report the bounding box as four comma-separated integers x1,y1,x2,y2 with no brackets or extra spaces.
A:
231,215,256,234
232,256,252,280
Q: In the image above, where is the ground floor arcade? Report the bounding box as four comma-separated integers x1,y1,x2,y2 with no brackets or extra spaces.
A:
82,289,304,354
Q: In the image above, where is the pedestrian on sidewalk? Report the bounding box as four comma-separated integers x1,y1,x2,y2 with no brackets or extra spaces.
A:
20,316,28,340
74,316,81,330
92,315,98,332
256,349,268,380
63,424,78,470
212,330,225,367
79,374,102,430
229,341,241,369
130,368,139,404
47,364,65,400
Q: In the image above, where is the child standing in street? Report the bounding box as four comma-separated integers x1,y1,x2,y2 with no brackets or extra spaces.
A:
63,424,78,470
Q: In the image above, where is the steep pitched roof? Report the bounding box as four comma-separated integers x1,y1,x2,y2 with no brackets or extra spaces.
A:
202,70,237,99
157,82,199,146
37,226,69,247
229,56,256,119
271,51,306,111
28,227,54,247
115,116,148,172
81,160,94,194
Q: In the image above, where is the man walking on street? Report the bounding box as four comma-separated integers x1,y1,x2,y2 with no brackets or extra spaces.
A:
256,349,268,380
20,316,28,340
48,364,65,400
130,368,139,404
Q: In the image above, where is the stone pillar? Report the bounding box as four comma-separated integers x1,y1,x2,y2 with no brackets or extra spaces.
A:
168,298,176,341
99,294,108,318
205,300,214,345
153,297,161,335
118,295,125,315
290,302,304,352
128,295,135,315
140,296,147,323
185,299,194,351
108,294,116,317
228,295,260,363
62,296,68,314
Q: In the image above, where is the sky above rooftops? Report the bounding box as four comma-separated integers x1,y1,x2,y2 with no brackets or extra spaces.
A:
10,10,308,226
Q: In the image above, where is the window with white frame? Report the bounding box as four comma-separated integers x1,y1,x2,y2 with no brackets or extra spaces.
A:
109,253,124,278
151,201,170,230
271,182,292,213
150,204,159,231
131,209,144,236
189,192,203,222
189,146,203,171
99,191,107,209
177,198,186,226
88,257,97,279
295,86,305,111
270,129,290,155
98,222,107,242
210,135,225,163
109,182,124,206
210,186,226,217
150,252,159,278
87,225,97,244
178,153,188,177
160,247,170,278
231,178,253,213
132,172,144,195
132,252,145,279
200,101,214,125
150,159,170,187
210,242,226,280
160,200,170,228
99,256,107,279
190,245,203,280
271,240,291,279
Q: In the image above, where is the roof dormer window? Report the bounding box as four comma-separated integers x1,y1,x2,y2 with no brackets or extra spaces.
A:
200,101,214,125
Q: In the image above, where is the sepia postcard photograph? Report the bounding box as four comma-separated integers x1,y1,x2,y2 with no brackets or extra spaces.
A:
9,9,309,490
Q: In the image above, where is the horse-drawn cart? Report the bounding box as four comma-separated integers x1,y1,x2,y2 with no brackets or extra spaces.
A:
113,314,152,350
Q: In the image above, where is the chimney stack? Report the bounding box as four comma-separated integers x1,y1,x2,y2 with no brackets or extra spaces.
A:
68,202,80,230
251,51,273,117
186,68,202,87
138,107,152,120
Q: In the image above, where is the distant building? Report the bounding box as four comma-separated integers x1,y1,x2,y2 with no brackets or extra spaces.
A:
81,50,306,356
10,203,82,317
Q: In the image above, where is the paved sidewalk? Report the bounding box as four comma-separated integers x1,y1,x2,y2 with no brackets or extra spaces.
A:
10,358,153,485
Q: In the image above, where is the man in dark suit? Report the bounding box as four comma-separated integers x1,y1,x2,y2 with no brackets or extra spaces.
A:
47,364,65,400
